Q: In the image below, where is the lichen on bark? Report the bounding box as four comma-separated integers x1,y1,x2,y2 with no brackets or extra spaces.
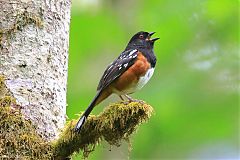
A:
0,8,43,48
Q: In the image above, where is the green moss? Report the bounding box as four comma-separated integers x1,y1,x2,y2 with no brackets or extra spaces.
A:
0,77,52,159
0,75,6,95
0,75,12,98
52,101,154,159
100,101,153,145
0,96,53,159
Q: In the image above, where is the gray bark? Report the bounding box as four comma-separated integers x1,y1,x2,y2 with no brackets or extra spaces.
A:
0,0,71,140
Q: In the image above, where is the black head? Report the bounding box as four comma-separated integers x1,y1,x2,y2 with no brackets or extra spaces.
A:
125,31,159,50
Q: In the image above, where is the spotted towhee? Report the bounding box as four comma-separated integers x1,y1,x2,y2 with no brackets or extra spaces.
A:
75,31,159,132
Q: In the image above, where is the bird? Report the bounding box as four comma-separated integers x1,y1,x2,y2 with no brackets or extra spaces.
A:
75,31,159,132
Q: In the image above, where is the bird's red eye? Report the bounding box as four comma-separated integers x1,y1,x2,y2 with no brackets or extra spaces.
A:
139,35,144,39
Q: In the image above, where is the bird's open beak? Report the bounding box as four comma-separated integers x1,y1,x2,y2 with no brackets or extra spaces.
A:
148,32,159,42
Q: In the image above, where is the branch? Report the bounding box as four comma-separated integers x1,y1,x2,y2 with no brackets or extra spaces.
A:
52,101,154,159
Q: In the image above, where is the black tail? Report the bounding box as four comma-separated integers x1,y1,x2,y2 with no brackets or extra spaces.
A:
74,91,101,132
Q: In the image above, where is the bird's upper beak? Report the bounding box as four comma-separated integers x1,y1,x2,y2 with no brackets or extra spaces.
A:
149,32,155,37
148,32,160,42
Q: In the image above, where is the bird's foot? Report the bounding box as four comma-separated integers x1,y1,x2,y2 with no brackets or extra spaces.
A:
119,95,145,104
125,95,145,104
119,95,129,104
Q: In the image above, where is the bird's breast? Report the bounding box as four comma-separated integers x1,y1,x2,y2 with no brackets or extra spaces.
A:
112,52,154,94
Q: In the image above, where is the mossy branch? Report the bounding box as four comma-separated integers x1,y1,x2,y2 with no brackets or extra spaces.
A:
52,101,153,159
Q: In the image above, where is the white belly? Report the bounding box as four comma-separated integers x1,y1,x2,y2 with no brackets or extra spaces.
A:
135,67,155,90
117,68,155,94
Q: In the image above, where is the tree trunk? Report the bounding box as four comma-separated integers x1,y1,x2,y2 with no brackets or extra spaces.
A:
0,0,71,140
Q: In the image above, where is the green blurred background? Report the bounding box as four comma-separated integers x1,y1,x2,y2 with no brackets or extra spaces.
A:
67,0,239,159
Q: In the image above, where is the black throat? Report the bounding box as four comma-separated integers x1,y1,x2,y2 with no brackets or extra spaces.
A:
139,48,157,68
125,44,157,68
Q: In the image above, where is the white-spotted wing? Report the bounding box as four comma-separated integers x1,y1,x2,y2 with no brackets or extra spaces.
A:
97,49,138,91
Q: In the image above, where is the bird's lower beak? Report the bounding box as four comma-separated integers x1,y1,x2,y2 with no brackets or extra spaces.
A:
151,37,160,42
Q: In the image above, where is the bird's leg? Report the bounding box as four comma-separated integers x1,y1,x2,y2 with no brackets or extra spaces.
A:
125,94,135,102
125,94,145,104
119,95,129,104
119,95,124,101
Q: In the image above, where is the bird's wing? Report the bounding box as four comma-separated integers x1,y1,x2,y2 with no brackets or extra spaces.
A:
97,49,138,91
